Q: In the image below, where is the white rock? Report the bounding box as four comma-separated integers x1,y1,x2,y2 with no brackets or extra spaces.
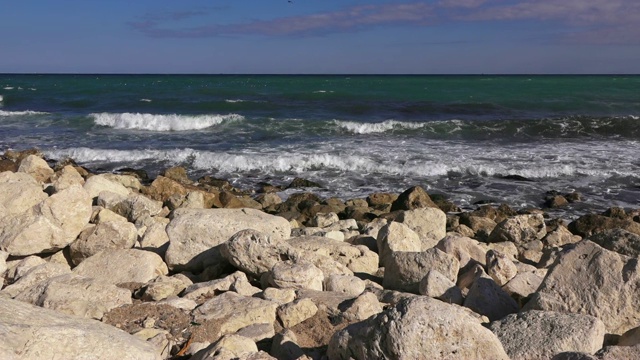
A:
277,298,318,328
341,292,384,322
395,207,447,248
165,208,291,272
73,249,168,285
328,296,509,359
489,310,606,359
1,262,71,298
0,185,92,256
0,297,160,360
382,248,459,294
13,273,132,320
376,221,422,266
52,165,85,193
17,155,54,183
83,174,131,199
0,172,48,216
524,240,640,334
267,260,324,291
287,236,378,275
489,214,546,245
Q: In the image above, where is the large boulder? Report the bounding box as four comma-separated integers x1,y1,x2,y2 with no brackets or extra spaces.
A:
83,174,131,199
376,221,422,266
489,310,606,360
220,229,295,278
568,214,640,237
0,185,92,256
394,207,447,247
0,297,160,359
52,165,85,193
13,273,132,320
17,155,54,183
287,236,378,275
463,274,519,321
327,296,509,359
382,248,459,294
165,208,291,272
435,234,487,269
588,228,640,257
73,249,168,285
0,172,48,216
524,240,640,334
69,218,138,265
488,214,546,245
390,186,438,212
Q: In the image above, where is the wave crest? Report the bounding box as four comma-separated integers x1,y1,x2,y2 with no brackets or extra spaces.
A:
0,110,49,116
91,112,244,131
334,119,426,134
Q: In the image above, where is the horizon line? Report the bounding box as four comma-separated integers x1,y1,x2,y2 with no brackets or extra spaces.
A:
1,72,639,76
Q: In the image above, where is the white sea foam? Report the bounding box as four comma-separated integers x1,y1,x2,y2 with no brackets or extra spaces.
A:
630,115,639,120
225,99,245,103
0,95,3,102
139,98,152,102
334,119,426,134
0,110,48,116
45,147,198,164
91,112,244,131
3,87,13,90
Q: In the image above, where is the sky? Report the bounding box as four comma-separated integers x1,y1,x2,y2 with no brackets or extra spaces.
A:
1,0,639,74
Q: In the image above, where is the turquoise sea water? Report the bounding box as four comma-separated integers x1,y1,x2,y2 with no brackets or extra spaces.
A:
1,74,639,217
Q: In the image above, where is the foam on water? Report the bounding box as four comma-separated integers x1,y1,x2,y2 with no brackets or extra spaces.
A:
0,110,49,116
91,112,244,131
0,95,3,102
139,99,152,102
334,119,426,134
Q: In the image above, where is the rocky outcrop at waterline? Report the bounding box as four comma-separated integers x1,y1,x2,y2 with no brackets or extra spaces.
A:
2,149,640,359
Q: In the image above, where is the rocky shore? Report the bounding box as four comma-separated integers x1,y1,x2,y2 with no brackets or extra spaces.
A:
1,149,640,360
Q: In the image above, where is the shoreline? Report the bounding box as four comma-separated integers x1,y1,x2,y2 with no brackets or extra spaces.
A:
2,148,640,359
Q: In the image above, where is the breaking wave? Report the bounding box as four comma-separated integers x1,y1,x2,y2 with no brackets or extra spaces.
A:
0,110,49,116
91,112,244,131
334,119,427,134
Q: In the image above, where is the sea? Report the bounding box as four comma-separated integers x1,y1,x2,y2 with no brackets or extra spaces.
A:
1,74,639,219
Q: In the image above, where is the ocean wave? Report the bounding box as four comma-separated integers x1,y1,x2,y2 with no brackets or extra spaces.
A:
0,110,49,116
0,95,3,102
91,112,244,131
139,99,152,102
225,99,245,103
45,147,198,164
334,119,426,134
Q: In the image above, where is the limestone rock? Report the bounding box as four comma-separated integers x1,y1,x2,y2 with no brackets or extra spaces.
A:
84,174,131,199
459,215,497,241
52,165,85,192
464,274,519,321
395,207,447,247
327,295,509,359
191,335,259,360
165,208,291,272
73,249,168,285
524,240,640,334
183,271,259,301
0,297,160,360
488,214,546,245
418,270,463,305
141,275,189,301
17,155,54,183
277,298,318,328
220,229,294,278
341,292,384,322
382,248,459,294
324,274,366,297
596,345,640,360
260,287,296,305
287,236,378,275
310,212,339,228
70,219,138,265
139,221,170,256
102,193,163,223
13,273,132,320
588,228,640,257
489,310,606,360
486,249,518,286
0,172,48,216
0,185,92,256
544,224,581,247
436,234,487,269
390,185,438,211
376,221,421,266
618,325,640,346
503,269,546,301
1,262,71,298
267,260,324,291
569,214,640,237
192,292,277,337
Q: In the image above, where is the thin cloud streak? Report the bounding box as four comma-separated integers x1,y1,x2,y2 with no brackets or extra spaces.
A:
129,1,640,44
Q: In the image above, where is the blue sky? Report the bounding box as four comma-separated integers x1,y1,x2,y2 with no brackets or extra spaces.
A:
1,0,639,74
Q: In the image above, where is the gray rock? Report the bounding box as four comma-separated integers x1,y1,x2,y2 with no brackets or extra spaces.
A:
0,297,160,360
619,325,640,346
489,310,606,360
165,208,291,272
595,344,640,359
327,295,509,360
73,249,168,285
524,240,640,334
382,248,459,294
464,274,519,321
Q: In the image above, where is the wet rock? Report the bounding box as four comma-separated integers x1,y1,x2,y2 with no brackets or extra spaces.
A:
287,177,322,189
390,185,438,211
568,214,640,237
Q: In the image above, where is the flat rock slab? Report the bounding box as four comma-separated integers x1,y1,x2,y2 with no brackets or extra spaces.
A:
165,208,291,272
73,248,168,285
489,310,605,360
0,297,160,360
